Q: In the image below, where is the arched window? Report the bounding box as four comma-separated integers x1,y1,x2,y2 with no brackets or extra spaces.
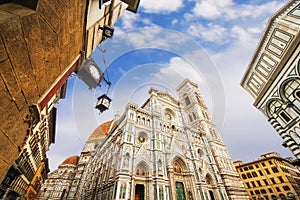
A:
189,115,193,122
184,95,191,105
282,78,300,101
158,159,162,172
199,167,202,175
268,100,282,115
295,90,300,100
137,116,141,123
197,149,203,158
192,112,197,120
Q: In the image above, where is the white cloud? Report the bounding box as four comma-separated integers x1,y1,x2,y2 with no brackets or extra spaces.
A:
206,21,293,161
192,0,233,20
120,12,139,30
119,12,156,31
189,0,285,21
119,28,188,49
171,19,178,25
140,0,183,14
153,57,205,85
187,23,229,44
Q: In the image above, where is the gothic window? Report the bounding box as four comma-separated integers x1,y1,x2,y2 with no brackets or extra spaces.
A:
127,133,132,142
127,123,133,132
197,149,203,158
158,159,162,172
192,112,197,120
137,116,141,123
184,96,191,105
199,167,202,174
189,114,193,122
202,111,207,119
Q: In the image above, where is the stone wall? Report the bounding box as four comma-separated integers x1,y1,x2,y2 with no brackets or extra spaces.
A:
0,0,86,182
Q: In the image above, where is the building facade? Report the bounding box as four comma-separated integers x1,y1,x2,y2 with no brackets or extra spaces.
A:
38,156,79,199
0,0,140,197
78,79,248,200
241,1,300,159
0,0,140,184
38,120,117,199
234,152,300,200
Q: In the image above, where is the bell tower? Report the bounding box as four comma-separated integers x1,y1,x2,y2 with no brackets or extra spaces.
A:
176,78,249,199
176,78,212,133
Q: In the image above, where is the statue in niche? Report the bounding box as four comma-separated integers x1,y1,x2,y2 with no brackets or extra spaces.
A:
123,153,130,168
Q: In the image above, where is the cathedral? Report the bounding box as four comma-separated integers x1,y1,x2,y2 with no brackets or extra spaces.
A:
39,78,248,200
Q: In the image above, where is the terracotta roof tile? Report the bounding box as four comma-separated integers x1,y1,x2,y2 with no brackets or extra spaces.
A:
61,155,79,166
90,120,117,137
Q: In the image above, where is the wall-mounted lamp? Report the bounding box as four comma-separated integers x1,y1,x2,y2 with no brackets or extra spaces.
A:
99,25,114,39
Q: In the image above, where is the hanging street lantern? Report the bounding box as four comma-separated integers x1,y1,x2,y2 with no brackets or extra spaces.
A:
95,94,112,113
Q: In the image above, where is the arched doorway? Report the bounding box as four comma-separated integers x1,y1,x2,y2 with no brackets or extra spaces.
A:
175,182,186,200
171,157,192,200
135,184,145,200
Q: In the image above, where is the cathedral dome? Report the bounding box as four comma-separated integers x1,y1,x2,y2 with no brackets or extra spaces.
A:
82,120,118,153
61,155,79,166
90,120,117,137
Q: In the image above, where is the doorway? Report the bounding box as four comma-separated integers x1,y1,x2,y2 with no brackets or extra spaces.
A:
209,190,215,200
135,184,145,200
175,182,186,200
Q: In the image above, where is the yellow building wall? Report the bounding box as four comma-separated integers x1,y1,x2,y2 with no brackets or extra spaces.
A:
235,157,300,199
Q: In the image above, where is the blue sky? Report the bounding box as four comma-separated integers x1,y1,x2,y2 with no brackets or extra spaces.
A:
47,0,293,171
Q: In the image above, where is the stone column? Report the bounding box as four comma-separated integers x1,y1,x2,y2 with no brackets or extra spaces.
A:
167,165,175,200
